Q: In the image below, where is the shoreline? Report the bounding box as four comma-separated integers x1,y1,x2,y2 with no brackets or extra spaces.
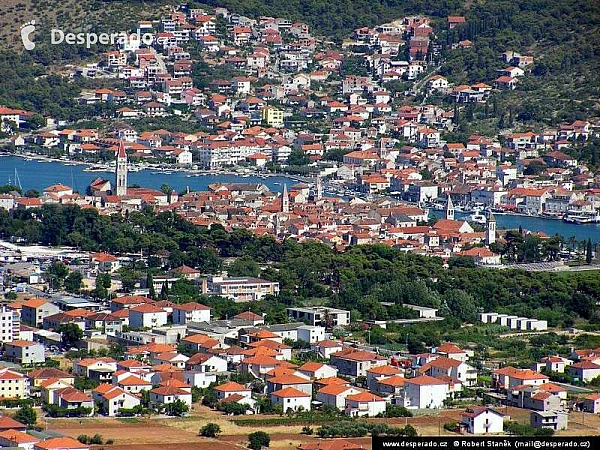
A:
3,151,312,183
4,152,600,233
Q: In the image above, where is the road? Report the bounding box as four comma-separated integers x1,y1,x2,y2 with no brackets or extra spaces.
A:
150,47,168,74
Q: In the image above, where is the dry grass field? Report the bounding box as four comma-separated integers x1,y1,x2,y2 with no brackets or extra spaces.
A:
42,403,600,450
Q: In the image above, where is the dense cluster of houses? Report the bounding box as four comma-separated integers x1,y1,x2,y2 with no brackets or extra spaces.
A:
2,4,599,243
5,286,600,440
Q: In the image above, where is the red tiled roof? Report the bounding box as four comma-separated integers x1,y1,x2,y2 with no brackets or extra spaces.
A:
271,387,310,398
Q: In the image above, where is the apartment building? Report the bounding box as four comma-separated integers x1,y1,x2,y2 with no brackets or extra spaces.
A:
286,307,350,327
0,306,20,343
204,276,279,302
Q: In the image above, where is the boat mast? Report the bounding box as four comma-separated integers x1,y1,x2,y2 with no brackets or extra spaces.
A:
14,168,22,190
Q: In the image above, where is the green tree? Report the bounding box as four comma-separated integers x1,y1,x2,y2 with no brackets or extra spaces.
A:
64,271,83,293
13,405,37,426
287,149,310,166
47,261,69,289
147,272,156,299
443,289,477,323
227,256,261,277
586,239,593,264
96,273,112,289
92,273,111,298
248,431,270,450
160,282,169,300
56,323,84,348
165,399,188,416
200,423,221,437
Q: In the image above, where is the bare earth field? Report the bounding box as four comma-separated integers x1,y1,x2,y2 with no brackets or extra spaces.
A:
44,405,600,449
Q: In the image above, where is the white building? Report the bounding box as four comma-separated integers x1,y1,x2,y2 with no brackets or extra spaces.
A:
128,305,168,329
316,384,361,410
345,391,386,417
4,340,45,364
297,325,325,343
0,306,19,343
172,303,211,324
569,361,600,382
461,406,505,434
286,307,350,327
93,385,141,416
177,150,193,165
206,276,280,302
403,375,449,409
271,387,311,412
149,386,193,408
310,340,343,359
297,362,338,380
404,304,437,318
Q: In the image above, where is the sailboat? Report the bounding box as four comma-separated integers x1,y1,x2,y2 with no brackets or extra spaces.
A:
8,168,23,190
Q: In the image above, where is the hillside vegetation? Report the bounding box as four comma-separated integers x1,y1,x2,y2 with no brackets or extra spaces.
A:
0,0,179,51
0,0,599,134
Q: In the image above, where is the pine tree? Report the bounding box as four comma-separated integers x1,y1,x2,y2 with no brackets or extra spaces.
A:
586,239,593,264
147,272,156,299
160,282,169,300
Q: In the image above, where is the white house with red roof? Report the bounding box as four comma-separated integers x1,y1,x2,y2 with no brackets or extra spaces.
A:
0,367,28,399
403,375,449,409
114,373,152,393
128,304,168,328
298,362,338,380
311,340,343,359
215,381,252,401
4,340,45,364
150,385,192,407
492,367,549,390
234,311,265,325
435,343,469,362
581,393,600,413
34,436,90,450
461,406,505,434
329,348,387,377
90,252,120,273
271,387,311,412
267,374,313,395
249,340,292,360
185,353,227,373
375,375,407,397
241,355,282,377
316,384,362,410
568,361,600,382
110,295,154,312
93,384,141,416
172,302,211,324
538,356,572,373
153,352,189,369
345,391,386,417
366,365,403,391
419,356,478,387
0,428,40,448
